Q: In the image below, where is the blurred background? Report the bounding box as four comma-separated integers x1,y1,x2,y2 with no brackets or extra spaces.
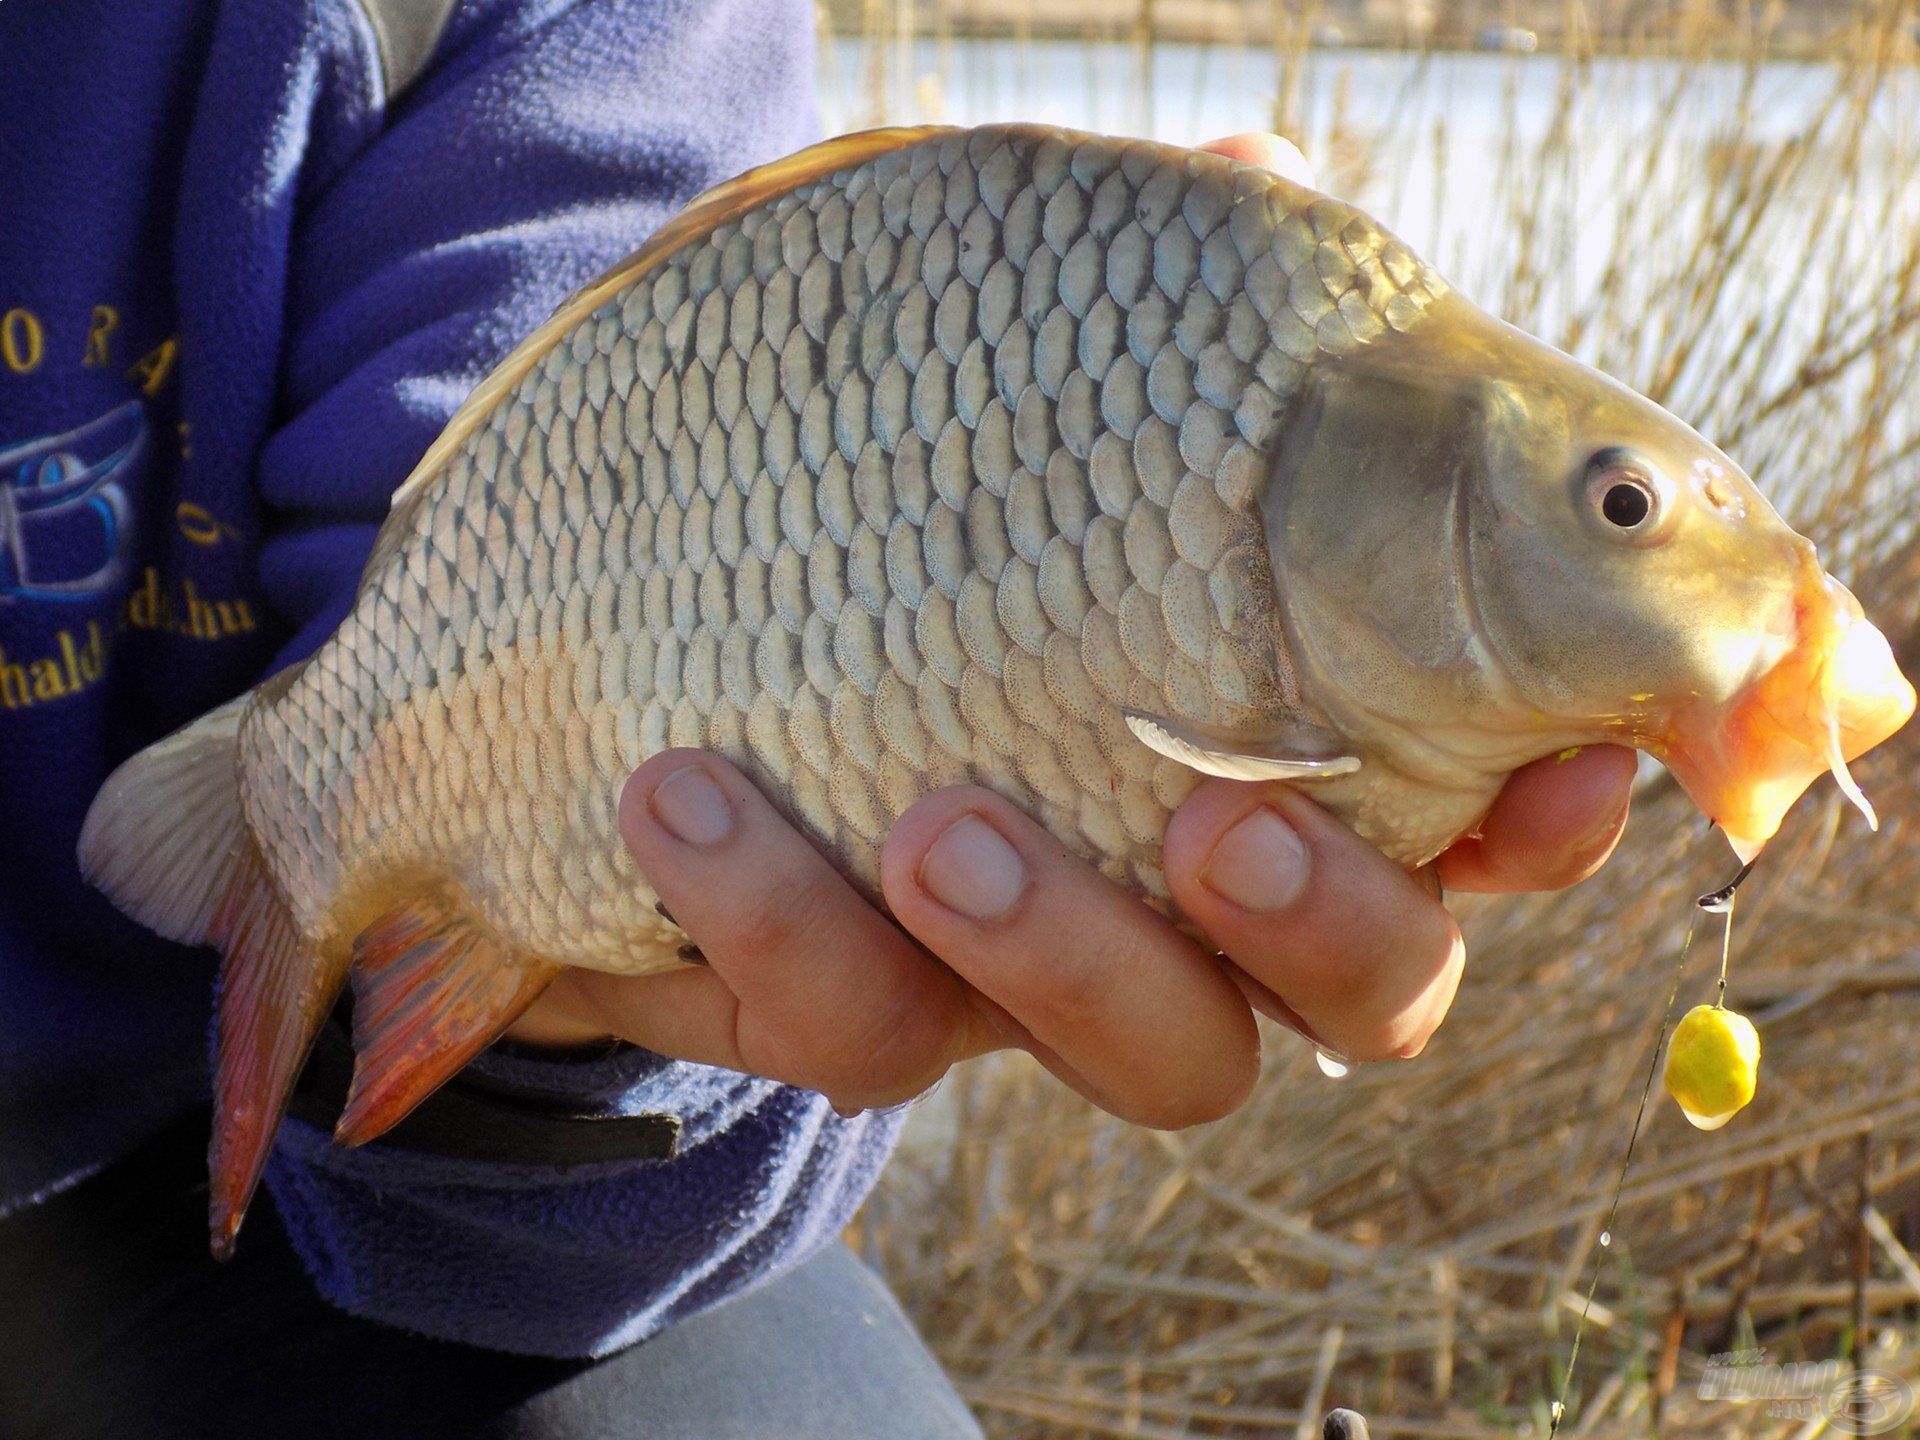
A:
819,2,1920,1435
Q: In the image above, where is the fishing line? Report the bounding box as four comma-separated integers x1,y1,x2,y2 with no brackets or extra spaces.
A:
1547,855,1756,1435
1546,911,1698,1437
1698,857,1752,1007
1714,890,1736,1007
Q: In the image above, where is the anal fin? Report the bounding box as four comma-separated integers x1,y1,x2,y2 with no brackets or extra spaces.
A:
337,888,559,1148
209,845,347,1261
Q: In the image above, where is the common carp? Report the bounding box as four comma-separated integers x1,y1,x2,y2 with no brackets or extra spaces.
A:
79,124,1914,1254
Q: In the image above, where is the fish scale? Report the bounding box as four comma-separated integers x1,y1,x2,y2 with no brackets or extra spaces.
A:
241,122,1444,973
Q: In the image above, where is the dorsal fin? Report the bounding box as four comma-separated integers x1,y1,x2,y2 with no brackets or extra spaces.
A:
388,125,954,516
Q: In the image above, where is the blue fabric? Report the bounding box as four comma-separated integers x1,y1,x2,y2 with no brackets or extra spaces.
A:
0,0,905,1359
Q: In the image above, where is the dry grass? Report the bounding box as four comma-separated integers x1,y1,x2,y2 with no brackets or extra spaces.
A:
827,3,1920,1435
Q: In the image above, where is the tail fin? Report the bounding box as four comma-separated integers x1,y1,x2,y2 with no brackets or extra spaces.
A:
79,696,347,1259
79,695,252,944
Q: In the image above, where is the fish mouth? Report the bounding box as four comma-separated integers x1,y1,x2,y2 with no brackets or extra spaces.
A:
1660,567,1915,861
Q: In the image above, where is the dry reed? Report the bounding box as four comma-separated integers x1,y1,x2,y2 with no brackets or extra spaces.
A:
827,4,1920,1434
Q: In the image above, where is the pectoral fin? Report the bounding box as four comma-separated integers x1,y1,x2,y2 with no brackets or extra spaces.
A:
1123,711,1361,782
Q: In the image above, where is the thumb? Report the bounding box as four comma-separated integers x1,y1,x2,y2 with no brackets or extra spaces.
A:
1199,132,1317,190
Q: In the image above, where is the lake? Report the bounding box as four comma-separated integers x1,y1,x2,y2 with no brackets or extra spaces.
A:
819,38,1918,310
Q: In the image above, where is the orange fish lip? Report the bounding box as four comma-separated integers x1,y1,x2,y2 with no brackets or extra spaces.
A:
1659,572,1915,861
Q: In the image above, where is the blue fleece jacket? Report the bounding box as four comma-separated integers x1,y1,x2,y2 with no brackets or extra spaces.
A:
0,0,903,1358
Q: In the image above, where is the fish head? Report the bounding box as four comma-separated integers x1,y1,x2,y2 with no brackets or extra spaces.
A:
1270,291,1913,859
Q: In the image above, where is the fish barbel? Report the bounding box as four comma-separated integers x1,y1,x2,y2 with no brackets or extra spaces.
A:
79,124,1914,1253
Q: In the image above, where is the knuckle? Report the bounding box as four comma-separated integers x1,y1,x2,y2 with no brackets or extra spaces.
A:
713,871,841,966
1382,902,1463,994
713,873,962,1104
1016,950,1114,1032
715,904,798,962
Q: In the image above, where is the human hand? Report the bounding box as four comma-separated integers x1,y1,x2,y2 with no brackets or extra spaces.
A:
506,739,1634,1124
502,134,1638,1124
1198,131,1318,187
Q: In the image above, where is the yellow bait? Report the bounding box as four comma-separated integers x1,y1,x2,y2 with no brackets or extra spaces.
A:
1664,1004,1760,1130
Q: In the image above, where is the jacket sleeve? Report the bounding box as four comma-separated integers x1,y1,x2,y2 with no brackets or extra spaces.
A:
252,0,902,1360
258,0,821,658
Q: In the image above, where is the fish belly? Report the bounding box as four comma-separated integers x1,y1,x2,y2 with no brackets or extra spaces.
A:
243,124,1447,975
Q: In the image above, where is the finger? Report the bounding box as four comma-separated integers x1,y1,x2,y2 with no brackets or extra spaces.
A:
577,751,997,1109
1200,132,1317,188
527,962,746,1063
881,787,1259,1130
1435,745,1636,894
1163,781,1464,1063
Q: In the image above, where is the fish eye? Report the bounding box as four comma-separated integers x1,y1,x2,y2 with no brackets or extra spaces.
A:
1584,450,1664,540
1601,479,1652,528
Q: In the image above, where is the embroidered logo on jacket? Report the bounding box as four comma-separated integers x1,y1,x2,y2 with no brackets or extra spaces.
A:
0,401,142,604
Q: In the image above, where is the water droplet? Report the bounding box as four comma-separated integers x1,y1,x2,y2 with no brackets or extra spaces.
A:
1314,1046,1351,1079
1679,1104,1736,1131
1599,1230,1611,1247
1549,1399,1565,1426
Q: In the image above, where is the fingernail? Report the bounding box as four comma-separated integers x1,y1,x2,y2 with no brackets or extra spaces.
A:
649,766,734,847
918,814,1026,921
1203,806,1310,913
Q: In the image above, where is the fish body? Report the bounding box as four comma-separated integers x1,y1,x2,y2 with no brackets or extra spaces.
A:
254,123,1454,969
78,123,1914,1253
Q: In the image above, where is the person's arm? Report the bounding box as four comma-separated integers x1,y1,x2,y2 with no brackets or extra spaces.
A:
255,0,855,1360
259,0,822,656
